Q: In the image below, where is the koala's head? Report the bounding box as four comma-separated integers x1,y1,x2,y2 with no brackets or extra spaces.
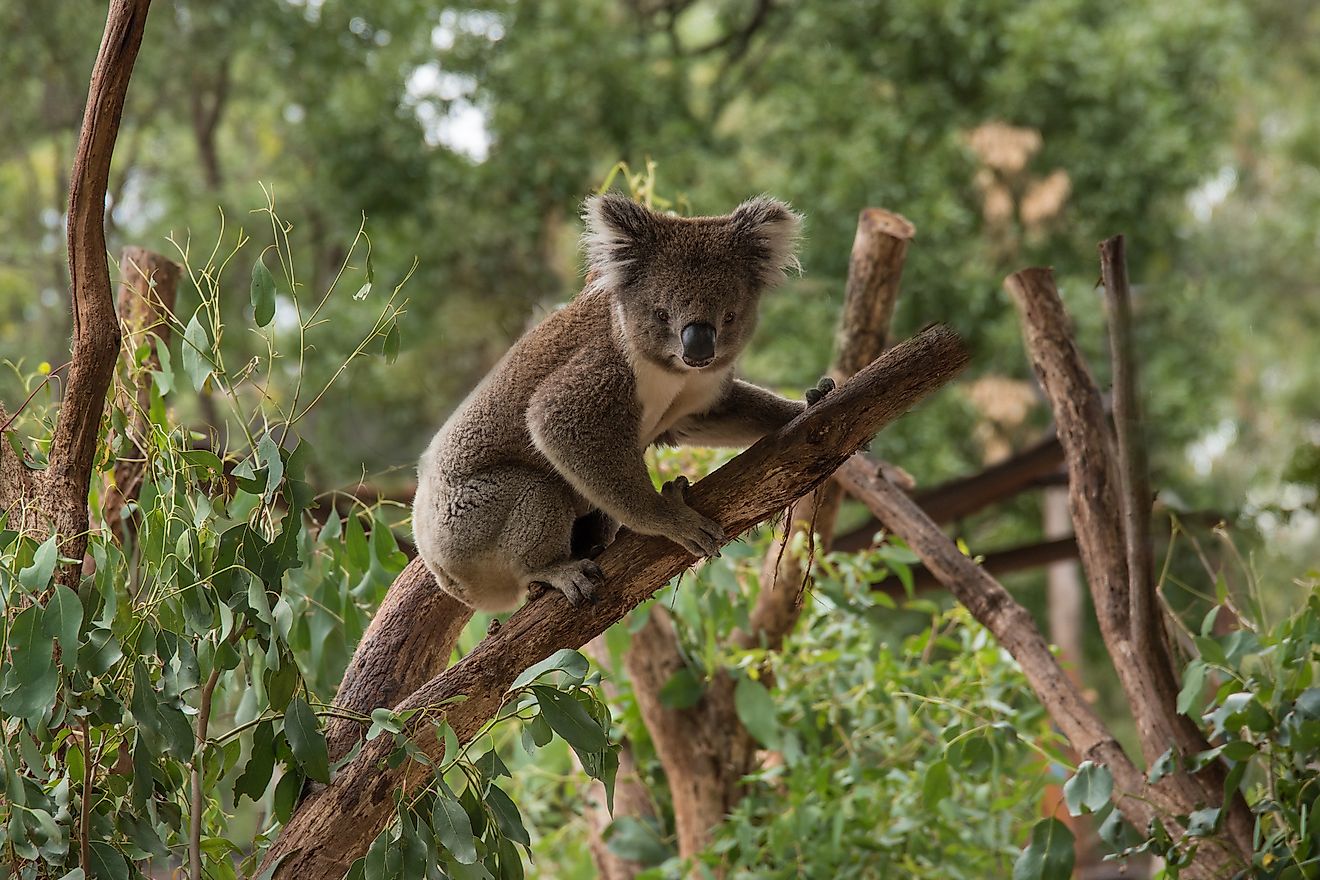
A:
582,194,802,372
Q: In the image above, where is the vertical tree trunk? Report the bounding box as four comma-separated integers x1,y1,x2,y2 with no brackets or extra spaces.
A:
104,247,181,543
1004,266,1252,868
35,0,153,587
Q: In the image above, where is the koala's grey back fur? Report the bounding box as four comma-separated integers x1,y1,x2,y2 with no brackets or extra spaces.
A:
414,195,810,611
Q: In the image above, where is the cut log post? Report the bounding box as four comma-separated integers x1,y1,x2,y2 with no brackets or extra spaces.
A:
260,323,969,878
104,246,181,543
745,207,914,650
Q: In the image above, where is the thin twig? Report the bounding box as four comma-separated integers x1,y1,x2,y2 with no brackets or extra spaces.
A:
190,627,241,880
0,361,72,432
78,716,92,871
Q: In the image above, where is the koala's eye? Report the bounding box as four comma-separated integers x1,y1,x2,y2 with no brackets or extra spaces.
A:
723,311,736,325
654,308,670,324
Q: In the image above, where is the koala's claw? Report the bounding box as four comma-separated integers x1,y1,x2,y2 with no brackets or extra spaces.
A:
805,376,836,407
531,558,604,608
660,475,723,557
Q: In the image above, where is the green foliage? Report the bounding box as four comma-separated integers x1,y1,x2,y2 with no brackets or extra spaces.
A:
594,528,1065,879
0,208,610,879
1107,579,1320,877
348,651,616,880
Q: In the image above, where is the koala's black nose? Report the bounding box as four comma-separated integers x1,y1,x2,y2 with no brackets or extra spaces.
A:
681,322,717,366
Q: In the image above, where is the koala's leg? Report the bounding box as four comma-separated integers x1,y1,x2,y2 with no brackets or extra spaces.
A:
662,378,833,448
570,509,620,560
500,473,606,607
416,466,600,610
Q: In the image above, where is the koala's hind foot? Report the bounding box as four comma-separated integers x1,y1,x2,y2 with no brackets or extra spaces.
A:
527,558,604,607
805,376,835,406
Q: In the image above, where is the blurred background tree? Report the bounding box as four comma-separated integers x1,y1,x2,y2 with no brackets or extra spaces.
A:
5,0,1315,557
5,1,1320,876
8,0,1318,705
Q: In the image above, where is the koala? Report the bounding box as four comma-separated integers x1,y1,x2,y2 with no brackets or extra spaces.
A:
412,194,833,612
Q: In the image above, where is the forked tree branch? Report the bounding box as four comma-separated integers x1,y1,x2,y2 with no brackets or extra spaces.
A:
1003,266,1252,862
262,323,969,878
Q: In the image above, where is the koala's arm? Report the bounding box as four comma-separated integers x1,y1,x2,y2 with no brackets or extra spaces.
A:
662,379,806,448
527,356,723,555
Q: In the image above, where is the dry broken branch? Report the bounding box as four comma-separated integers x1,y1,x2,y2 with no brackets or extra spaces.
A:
261,323,969,878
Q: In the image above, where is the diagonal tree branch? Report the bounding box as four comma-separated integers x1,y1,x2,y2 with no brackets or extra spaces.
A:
261,323,969,878
832,458,1219,846
836,422,1250,880
323,559,474,764
744,207,915,650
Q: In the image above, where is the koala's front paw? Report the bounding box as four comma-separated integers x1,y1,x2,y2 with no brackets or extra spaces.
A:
661,476,725,557
805,376,836,407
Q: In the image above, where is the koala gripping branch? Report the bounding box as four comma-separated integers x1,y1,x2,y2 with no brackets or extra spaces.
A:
261,323,969,879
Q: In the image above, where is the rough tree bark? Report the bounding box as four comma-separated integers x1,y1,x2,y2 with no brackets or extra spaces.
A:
260,323,970,878
1003,267,1252,867
324,558,474,764
21,0,154,586
104,246,181,543
618,208,915,869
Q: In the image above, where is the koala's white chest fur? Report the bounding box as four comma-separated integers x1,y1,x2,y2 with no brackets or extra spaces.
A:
631,357,729,445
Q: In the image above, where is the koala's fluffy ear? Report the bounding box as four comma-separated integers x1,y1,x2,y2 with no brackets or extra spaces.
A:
582,194,658,292
731,196,803,288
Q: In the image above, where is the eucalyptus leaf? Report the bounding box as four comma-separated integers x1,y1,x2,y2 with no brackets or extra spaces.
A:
284,697,331,783
733,675,781,749
1012,818,1075,880
251,258,277,327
